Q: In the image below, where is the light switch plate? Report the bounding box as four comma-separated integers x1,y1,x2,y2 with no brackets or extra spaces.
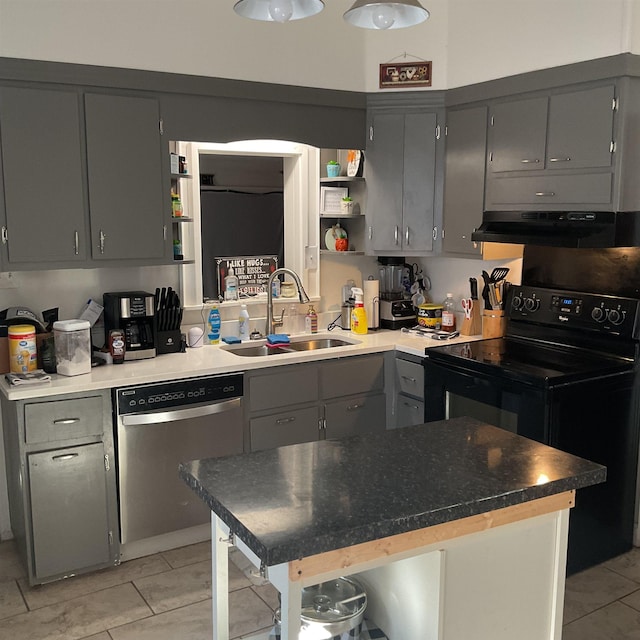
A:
305,246,317,270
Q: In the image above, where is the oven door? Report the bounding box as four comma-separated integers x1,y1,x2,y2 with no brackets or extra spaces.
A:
424,360,549,443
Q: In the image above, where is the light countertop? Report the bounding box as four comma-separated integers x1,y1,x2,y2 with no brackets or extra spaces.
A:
1,328,483,401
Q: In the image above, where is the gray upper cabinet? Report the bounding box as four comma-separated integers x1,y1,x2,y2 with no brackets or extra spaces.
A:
85,93,167,262
442,105,488,255
366,106,440,255
0,87,88,266
486,83,617,210
488,97,547,173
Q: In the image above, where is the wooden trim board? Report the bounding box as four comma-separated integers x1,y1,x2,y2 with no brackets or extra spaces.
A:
289,490,575,582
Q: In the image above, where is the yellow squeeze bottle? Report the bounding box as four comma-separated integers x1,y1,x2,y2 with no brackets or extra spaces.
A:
350,287,368,335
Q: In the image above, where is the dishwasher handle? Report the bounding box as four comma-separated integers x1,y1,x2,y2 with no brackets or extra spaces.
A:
121,397,242,426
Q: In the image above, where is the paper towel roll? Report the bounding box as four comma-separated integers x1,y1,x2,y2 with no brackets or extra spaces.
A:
364,279,380,329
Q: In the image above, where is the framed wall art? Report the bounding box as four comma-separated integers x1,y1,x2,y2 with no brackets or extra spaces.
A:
380,61,432,89
320,186,348,214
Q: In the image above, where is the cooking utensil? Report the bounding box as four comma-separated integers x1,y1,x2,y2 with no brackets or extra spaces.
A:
490,267,510,283
481,270,492,310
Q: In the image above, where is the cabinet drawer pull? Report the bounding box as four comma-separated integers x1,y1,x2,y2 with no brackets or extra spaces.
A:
52,453,79,461
53,418,80,425
347,403,362,411
520,159,540,164
403,401,420,411
548,157,571,163
401,375,417,383
276,416,296,425
534,192,556,197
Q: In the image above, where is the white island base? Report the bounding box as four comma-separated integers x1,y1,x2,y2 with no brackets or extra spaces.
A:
210,490,574,640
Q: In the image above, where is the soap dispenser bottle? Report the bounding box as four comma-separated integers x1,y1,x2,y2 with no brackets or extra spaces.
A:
350,287,368,335
305,305,318,334
224,268,239,301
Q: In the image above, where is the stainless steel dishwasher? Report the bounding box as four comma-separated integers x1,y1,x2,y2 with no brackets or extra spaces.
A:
114,373,243,559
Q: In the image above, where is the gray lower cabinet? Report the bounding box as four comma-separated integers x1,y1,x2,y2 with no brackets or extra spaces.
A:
366,97,444,255
394,355,425,428
485,83,616,210
246,354,386,451
1,390,119,585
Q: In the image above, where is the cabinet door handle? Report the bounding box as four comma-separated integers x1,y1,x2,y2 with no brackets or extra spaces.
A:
535,192,556,197
52,453,79,461
347,403,362,411
369,125,374,141
520,159,540,164
104,454,111,471
405,227,410,244
163,225,167,241
368,226,373,240
394,226,399,245
99,230,106,254
548,157,571,163
276,416,296,425
74,231,79,255
1,226,7,244
53,418,80,425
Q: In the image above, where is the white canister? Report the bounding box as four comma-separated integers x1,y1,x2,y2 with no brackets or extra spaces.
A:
53,319,92,376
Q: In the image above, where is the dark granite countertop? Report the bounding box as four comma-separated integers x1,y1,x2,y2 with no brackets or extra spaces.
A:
179,417,605,566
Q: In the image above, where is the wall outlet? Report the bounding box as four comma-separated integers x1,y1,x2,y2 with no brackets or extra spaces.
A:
0,272,17,289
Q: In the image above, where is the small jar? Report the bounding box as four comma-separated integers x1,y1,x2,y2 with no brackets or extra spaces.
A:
280,282,297,298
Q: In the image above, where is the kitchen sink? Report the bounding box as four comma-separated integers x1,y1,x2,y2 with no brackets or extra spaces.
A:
221,335,361,357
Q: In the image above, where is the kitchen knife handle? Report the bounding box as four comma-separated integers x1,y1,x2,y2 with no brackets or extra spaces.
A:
470,277,478,300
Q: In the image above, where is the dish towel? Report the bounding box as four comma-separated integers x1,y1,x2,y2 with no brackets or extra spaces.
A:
266,333,290,346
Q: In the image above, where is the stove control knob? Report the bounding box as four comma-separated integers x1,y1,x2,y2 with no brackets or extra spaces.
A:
607,309,624,326
524,297,540,312
591,307,606,323
512,295,523,310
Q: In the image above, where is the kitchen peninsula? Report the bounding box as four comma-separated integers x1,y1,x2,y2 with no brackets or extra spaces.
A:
180,417,605,640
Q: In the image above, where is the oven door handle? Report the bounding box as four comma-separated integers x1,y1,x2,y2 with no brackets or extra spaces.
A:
120,397,242,426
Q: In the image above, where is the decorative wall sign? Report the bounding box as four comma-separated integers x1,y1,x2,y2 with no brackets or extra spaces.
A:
216,255,278,296
379,61,432,89
320,186,348,214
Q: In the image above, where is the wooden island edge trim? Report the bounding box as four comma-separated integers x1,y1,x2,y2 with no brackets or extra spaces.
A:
288,490,575,582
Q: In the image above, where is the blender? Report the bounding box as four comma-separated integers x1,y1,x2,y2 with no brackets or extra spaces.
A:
378,257,416,329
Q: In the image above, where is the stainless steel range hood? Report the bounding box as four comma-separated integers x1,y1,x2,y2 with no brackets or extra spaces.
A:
471,211,640,248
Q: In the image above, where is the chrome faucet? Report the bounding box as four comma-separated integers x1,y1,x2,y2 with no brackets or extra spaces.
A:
266,268,310,336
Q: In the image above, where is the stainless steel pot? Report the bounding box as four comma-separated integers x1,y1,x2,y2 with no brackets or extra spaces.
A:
274,576,367,639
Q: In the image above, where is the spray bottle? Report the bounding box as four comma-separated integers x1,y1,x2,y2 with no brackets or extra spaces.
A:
350,287,368,335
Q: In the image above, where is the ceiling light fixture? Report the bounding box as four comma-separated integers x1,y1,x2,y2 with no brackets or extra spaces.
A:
233,0,325,23
343,0,430,29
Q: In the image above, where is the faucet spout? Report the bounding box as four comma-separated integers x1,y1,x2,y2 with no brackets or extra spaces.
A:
266,268,310,336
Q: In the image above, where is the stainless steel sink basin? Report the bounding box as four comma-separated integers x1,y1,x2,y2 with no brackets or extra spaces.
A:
221,336,360,357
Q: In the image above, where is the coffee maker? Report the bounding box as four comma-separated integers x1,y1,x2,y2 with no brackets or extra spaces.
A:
103,291,156,360
378,257,415,330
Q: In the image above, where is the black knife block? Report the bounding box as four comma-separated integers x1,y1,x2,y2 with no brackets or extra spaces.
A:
156,330,182,354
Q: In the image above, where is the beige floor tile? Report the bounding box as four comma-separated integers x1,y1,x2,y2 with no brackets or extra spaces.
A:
0,541,26,580
603,547,640,584
621,587,640,612
109,588,273,640
162,540,211,568
0,578,27,621
562,601,640,640
18,553,172,610
0,582,152,640
251,582,280,611
564,564,639,624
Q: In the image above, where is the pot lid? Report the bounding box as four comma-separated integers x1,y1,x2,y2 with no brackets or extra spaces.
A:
300,577,366,624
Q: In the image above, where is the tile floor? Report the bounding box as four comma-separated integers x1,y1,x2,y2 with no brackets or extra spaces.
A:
1,538,640,639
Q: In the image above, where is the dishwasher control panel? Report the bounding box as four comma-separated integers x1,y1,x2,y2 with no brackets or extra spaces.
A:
116,373,244,414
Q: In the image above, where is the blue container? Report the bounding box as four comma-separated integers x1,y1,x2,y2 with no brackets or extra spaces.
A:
326,163,340,177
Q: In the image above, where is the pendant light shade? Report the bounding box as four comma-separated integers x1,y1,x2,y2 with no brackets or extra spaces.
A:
344,0,429,29
234,0,324,23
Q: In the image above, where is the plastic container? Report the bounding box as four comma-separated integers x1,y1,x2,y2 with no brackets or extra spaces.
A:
208,305,221,344
305,305,318,334
417,303,443,329
109,329,126,364
53,319,91,376
238,304,250,340
350,287,368,335
271,278,281,298
442,293,457,332
286,304,299,334
8,324,37,373
171,192,183,217
225,268,239,301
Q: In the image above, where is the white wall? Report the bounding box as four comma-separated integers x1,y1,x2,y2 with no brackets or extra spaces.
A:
1,0,636,92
